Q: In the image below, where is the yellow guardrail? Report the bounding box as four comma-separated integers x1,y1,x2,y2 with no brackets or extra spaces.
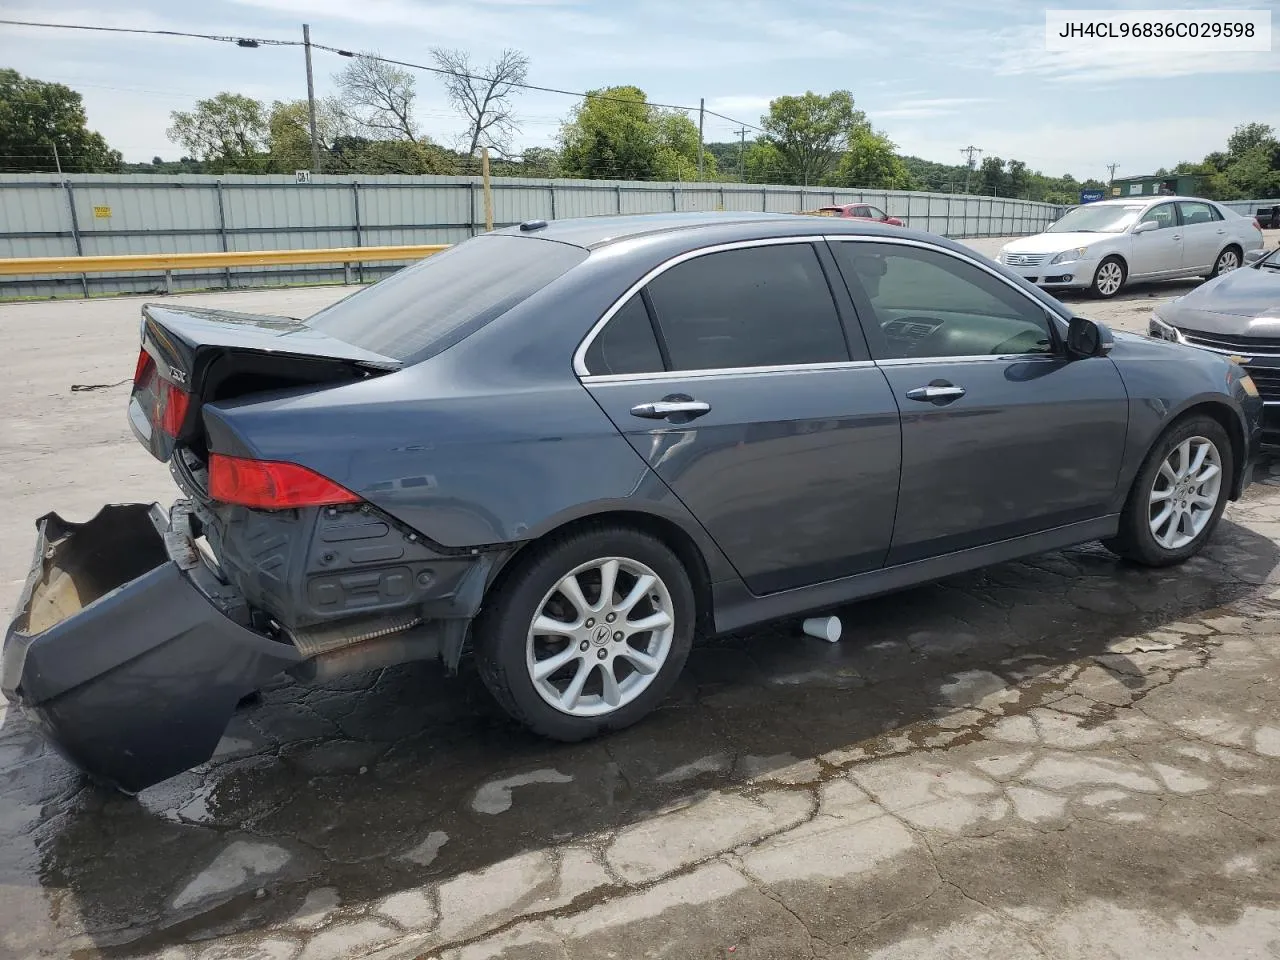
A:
0,244,450,277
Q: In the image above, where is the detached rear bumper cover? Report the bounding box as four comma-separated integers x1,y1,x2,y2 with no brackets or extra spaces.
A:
2,503,299,794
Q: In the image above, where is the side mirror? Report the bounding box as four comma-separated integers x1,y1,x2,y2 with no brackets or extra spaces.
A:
1133,220,1159,234
1244,249,1267,265
1067,317,1114,359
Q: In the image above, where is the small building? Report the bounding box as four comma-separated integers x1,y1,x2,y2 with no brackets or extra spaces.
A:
1109,173,1203,199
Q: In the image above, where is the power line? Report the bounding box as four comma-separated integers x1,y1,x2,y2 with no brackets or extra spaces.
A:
0,18,293,47
0,18,768,134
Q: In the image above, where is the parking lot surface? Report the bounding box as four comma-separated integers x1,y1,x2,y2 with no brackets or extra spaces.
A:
2,234,1279,959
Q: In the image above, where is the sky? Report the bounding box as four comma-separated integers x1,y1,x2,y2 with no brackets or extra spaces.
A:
1,0,1278,180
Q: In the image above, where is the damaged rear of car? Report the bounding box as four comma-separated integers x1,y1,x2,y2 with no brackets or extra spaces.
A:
3,233,591,793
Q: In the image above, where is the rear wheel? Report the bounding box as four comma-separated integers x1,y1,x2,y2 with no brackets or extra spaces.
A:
1104,415,1233,566
1211,246,1241,278
475,526,695,741
1091,256,1126,298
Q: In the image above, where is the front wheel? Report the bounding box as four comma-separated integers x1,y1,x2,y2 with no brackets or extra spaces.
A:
474,526,695,741
1091,256,1126,299
1104,415,1233,566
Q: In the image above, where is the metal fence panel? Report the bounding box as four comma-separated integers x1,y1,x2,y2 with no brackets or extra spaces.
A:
0,171,1185,298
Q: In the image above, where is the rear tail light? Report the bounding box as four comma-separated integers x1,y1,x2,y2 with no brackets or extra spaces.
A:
133,347,152,386
208,454,361,510
133,347,191,438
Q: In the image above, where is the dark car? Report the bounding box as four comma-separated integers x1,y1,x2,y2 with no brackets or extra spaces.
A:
816,203,905,226
3,212,1264,793
1149,245,1280,444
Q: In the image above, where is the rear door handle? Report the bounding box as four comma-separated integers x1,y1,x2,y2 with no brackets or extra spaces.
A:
630,400,711,420
905,384,966,405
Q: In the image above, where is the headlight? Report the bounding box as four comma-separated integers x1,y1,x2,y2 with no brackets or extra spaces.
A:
1240,374,1259,398
1050,247,1088,265
1149,315,1187,344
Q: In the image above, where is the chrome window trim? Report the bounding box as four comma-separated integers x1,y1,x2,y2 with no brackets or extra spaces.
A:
876,354,1058,367
573,235,833,378
582,359,877,386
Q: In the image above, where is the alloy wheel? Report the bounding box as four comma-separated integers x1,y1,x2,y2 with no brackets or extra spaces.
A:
1095,261,1124,296
525,557,676,717
1216,250,1240,275
1148,436,1223,550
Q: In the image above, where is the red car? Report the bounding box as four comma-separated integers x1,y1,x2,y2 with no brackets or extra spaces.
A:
817,203,904,226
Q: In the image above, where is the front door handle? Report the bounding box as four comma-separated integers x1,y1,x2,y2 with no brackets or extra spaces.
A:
905,383,966,405
630,399,711,420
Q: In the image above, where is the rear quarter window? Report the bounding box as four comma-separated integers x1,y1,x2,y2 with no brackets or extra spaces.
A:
304,234,587,363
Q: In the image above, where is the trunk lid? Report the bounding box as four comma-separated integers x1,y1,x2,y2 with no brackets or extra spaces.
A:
129,304,402,462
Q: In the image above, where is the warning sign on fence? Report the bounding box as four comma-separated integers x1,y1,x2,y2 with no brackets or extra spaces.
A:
93,205,111,219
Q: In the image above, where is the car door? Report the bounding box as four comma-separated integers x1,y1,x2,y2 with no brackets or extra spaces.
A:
578,239,903,595
1176,200,1223,274
828,238,1130,565
866,205,889,223
1128,201,1183,278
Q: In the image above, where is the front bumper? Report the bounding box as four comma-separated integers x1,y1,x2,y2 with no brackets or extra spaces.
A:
1000,256,1100,289
2,503,300,794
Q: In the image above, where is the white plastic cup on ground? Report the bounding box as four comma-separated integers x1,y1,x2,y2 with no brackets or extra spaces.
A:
802,616,841,643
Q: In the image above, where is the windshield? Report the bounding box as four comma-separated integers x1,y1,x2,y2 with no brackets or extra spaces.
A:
305,235,586,363
1046,204,1146,234
1257,247,1280,269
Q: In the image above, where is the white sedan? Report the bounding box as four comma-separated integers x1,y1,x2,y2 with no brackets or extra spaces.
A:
997,196,1265,299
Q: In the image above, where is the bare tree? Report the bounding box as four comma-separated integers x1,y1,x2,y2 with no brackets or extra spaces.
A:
430,48,529,156
333,54,420,143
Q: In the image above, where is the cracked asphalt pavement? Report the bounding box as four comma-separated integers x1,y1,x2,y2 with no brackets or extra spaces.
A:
3,234,1280,960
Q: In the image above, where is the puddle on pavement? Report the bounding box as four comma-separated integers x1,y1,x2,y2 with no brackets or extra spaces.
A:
3,516,1277,956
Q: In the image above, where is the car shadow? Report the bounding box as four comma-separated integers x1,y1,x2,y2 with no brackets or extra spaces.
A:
1052,276,1204,306
2,502,1278,955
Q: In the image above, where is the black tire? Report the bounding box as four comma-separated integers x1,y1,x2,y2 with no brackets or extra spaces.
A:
1210,245,1242,278
474,524,695,742
1090,256,1127,299
1104,415,1233,567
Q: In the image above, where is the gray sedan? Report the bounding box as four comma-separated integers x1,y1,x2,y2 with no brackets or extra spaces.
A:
1149,245,1280,444
3,212,1265,793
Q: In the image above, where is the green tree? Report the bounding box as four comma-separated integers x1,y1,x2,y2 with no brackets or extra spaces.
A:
0,69,121,173
978,155,1007,195
558,86,711,181
1227,122,1276,159
266,98,349,172
759,90,868,186
743,140,785,183
167,93,269,172
829,128,915,189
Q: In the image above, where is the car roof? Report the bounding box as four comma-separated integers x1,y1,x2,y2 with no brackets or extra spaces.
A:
1088,195,1217,207
491,210,898,250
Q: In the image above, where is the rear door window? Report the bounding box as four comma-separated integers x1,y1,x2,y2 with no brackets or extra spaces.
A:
305,235,586,363
583,295,664,375
644,243,850,371
1177,201,1218,225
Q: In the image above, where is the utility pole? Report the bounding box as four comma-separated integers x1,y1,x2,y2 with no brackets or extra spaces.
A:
1106,162,1119,184
697,98,705,182
735,126,749,180
960,145,982,193
303,24,320,172
51,141,62,175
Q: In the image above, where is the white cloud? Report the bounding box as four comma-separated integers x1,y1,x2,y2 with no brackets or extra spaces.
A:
876,98,995,120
